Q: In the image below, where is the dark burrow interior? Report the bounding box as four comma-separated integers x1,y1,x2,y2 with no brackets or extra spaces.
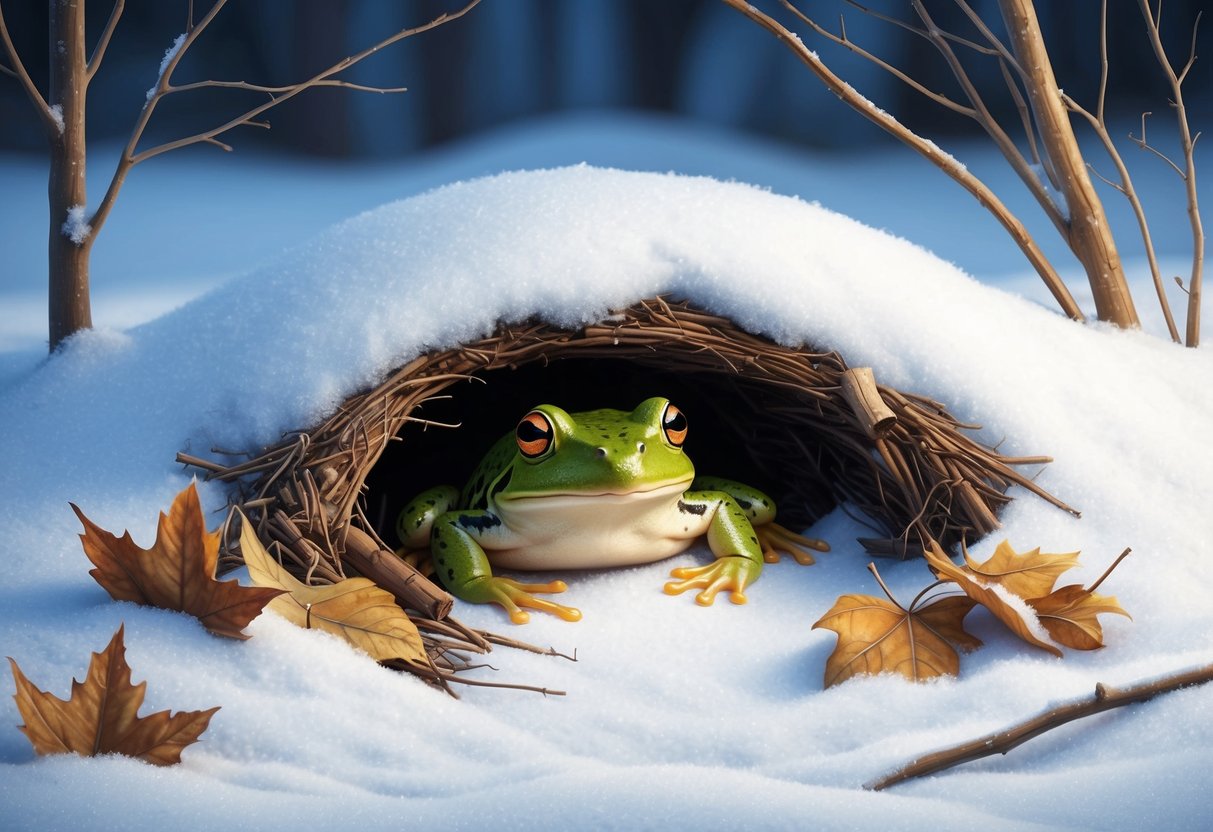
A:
362,356,842,550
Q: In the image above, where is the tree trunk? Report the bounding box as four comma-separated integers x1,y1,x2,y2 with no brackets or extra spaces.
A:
47,0,92,352
999,0,1140,329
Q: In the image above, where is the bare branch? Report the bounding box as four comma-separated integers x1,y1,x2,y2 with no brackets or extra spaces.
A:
131,0,479,167
88,0,231,238
868,661,1213,790
1061,95,1180,341
167,78,408,97
87,0,125,81
92,0,479,244
0,4,58,134
783,2,976,117
721,0,1084,321
1139,0,1204,345
1129,112,1186,178
910,1,1067,234
1178,11,1202,83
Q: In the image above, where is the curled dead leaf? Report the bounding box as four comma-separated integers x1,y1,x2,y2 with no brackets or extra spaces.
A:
924,542,1062,657
961,539,1081,600
8,625,218,765
238,514,426,663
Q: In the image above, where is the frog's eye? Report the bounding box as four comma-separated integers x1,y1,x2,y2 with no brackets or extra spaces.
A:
661,402,688,448
516,411,554,459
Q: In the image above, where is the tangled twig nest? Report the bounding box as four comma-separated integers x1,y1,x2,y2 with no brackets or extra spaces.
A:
180,296,1076,676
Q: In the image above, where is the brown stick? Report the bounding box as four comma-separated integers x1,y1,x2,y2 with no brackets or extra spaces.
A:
342,526,453,621
867,662,1213,790
839,368,896,439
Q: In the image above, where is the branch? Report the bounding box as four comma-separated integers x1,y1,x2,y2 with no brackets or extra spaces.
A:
1137,0,1203,346
87,0,125,81
792,3,977,118
132,0,479,166
166,78,408,96
867,661,1213,790
723,0,1084,321
0,3,58,134
1059,0,1180,342
90,0,480,241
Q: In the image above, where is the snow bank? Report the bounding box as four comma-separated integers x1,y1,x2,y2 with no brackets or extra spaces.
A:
1,167,1210,831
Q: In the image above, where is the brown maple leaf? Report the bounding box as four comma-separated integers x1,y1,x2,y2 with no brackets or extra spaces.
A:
924,541,1063,657
8,625,219,765
238,513,426,663
960,539,1081,600
1028,549,1133,650
73,483,285,639
813,564,980,687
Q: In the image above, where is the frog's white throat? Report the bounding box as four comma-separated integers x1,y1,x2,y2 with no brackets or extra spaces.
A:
488,479,703,570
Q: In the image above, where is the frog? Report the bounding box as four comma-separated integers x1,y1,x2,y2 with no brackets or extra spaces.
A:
395,397,828,624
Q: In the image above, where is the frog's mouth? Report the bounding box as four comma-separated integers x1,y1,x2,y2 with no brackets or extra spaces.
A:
497,477,693,504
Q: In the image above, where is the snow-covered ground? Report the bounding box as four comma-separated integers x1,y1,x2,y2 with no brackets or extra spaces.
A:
1,115,1210,831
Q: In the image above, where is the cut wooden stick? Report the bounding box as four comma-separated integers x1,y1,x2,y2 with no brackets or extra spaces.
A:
840,367,897,438
867,661,1213,790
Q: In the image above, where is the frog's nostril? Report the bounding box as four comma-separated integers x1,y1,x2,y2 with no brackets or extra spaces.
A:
595,447,608,458
637,442,646,454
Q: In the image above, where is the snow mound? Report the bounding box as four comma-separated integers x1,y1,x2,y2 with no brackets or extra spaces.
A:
1,166,1211,831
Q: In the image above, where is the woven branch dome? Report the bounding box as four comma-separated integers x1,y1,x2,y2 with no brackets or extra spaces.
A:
186,296,1073,671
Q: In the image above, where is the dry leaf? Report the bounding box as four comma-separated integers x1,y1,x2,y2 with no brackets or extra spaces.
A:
73,483,285,639
238,515,425,663
961,539,1081,600
924,542,1062,657
1029,584,1131,650
8,625,218,765
813,567,980,687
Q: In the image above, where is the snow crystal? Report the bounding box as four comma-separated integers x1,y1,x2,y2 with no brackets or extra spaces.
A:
147,33,187,101
60,204,91,244
48,104,64,134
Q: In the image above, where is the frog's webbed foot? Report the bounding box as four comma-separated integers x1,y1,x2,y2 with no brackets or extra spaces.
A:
757,523,829,565
465,576,582,625
394,547,435,577
663,555,760,607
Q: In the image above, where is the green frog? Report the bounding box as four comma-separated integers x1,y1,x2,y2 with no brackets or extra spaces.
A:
396,397,827,624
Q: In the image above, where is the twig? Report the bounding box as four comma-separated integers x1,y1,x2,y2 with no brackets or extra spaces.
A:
867,661,1213,790
1137,0,1204,346
720,0,1083,322
89,0,480,240
87,0,125,80
1061,3,1180,343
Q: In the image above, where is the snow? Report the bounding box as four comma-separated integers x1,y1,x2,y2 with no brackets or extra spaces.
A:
60,204,92,244
147,33,186,100
1,120,1212,831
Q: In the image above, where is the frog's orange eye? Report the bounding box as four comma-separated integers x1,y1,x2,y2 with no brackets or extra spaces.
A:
516,411,554,459
662,402,688,448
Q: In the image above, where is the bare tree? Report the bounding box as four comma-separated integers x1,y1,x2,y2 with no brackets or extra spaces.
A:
0,0,481,352
723,0,1205,346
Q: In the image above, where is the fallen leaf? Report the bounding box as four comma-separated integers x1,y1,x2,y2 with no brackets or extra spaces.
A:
924,541,1062,657
73,483,285,639
238,514,425,663
8,625,218,765
961,539,1081,600
1029,584,1131,650
813,566,980,687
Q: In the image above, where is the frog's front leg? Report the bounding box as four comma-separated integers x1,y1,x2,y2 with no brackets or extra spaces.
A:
432,511,582,625
692,476,829,565
663,491,765,606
